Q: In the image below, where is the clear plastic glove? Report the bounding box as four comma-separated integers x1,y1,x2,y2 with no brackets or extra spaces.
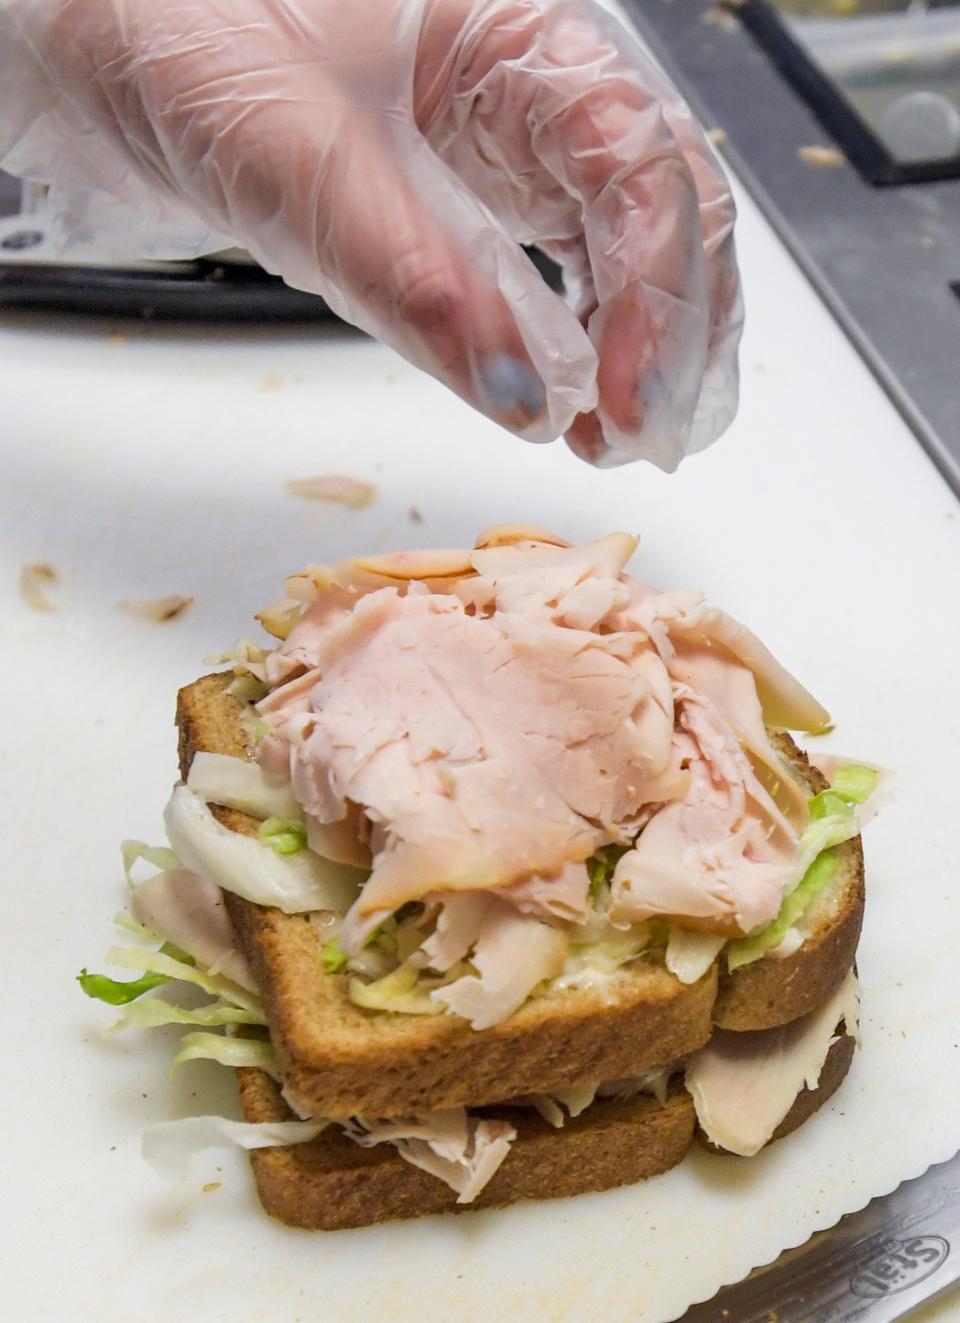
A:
0,0,742,468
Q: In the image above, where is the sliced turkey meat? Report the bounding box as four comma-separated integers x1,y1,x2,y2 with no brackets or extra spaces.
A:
131,868,256,992
245,528,828,1021
430,900,569,1030
608,693,801,935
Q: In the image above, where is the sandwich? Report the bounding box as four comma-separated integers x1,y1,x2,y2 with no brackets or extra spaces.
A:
80,524,875,1229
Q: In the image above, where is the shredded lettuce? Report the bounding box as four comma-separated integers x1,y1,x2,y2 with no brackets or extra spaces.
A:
726,768,874,972
78,968,171,1005
187,751,301,821
226,674,269,704
164,785,363,914
809,789,851,821
665,928,726,985
120,839,179,888
78,941,195,1005
202,639,268,671
349,961,446,1015
112,912,162,941
143,1115,329,1181
587,844,629,898
809,763,879,819
552,921,653,992
170,1031,279,1078
105,945,263,1016
111,998,265,1033
258,816,307,855
831,763,879,804
322,934,347,973
727,845,845,971
790,810,860,892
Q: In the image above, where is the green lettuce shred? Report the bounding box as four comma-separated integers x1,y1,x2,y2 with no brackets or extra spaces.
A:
809,789,851,821
114,999,264,1032
120,839,179,887
77,942,195,1005
112,912,161,941
104,945,264,1015
809,763,879,819
348,961,447,1015
727,847,843,971
257,816,307,855
170,1031,279,1078
587,844,629,898
78,968,171,1005
831,763,879,804
322,934,347,974
725,761,878,972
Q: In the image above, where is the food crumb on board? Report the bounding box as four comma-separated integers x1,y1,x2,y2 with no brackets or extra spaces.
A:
202,1182,221,1194
260,372,284,392
797,144,846,168
286,474,377,508
116,594,194,622
19,561,58,611
702,5,738,29
105,332,127,348
409,506,424,523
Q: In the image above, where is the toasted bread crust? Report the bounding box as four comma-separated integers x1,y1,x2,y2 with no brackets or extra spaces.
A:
236,1065,696,1230
713,737,865,1030
226,879,717,1118
177,674,862,1115
770,1031,856,1144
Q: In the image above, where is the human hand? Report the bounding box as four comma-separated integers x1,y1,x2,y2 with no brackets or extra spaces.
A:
0,0,742,467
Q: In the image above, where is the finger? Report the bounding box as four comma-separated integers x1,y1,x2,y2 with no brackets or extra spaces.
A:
523,4,715,466
443,0,739,467
537,236,597,323
263,117,597,441
573,3,743,459
566,95,743,463
652,86,744,451
423,0,708,465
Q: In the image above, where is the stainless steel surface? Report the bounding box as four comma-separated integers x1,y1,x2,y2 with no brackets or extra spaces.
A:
681,1148,960,1321
624,0,960,499
775,0,960,165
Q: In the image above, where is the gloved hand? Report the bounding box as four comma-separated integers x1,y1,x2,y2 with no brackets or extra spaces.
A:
0,0,742,468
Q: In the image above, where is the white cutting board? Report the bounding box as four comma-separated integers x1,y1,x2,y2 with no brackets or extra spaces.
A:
3,180,960,1323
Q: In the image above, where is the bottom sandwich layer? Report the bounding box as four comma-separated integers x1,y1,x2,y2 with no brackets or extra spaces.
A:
237,1031,855,1231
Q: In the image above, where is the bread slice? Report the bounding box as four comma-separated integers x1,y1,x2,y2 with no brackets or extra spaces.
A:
176,674,862,1116
236,1024,855,1229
